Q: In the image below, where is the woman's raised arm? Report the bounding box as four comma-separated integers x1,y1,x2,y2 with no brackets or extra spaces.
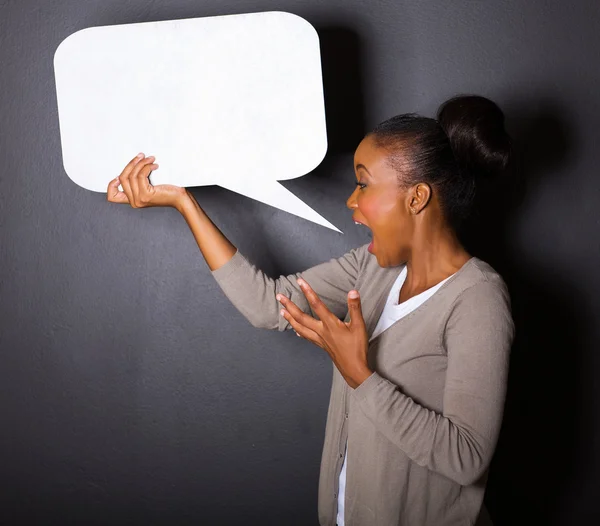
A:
176,188,237,271
108,154,366,332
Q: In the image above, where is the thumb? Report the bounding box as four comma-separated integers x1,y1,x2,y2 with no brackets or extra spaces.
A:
347,290,365,329
107,177,129,204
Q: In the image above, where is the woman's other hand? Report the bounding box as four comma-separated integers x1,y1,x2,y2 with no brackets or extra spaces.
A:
277,280,373,389
107,153,187,209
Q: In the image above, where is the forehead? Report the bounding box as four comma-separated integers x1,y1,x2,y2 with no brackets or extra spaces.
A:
354,134,379,165
354,134,407,179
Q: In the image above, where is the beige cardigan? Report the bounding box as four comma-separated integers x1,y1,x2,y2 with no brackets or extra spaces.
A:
211,243,514,526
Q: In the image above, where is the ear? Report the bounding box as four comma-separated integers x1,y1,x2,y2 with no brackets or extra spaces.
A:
407,182,432,214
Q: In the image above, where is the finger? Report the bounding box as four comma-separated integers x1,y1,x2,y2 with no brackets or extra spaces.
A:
135,163,159,206
136,160,159,200
119,155,144,207
119,169,135,206
107,176,129,204
129,155,155,204
296,278,337,324
280,307,323,346
346,290,366,329
130,161,156,207
276,293,321,333
119,152,145,180
137,157,158,193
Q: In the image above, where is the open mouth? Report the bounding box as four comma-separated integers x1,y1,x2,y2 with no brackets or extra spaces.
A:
354,219,374,252
353,220,372,237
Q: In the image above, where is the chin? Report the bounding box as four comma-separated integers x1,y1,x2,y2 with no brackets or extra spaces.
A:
373,248,405,268
373,252,391,268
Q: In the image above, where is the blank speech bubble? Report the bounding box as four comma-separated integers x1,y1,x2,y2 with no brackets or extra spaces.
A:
53,11,341,232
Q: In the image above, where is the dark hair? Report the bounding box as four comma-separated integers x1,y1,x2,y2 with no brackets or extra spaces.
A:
369,94,512,229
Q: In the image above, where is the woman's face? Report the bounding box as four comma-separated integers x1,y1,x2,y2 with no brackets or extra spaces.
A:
346,134,414,267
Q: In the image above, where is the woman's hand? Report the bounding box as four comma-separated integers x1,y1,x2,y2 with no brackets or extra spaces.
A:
277,279,373,389
107,153,187,209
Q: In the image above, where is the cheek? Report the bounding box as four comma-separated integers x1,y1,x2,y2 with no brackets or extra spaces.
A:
360,194,402,230
358,197,377,220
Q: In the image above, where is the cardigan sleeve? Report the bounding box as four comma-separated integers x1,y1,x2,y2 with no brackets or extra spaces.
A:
351,279,514,486
210,244,368,331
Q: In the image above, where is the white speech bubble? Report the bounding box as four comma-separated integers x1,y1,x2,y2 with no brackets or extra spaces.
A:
53,11,341,232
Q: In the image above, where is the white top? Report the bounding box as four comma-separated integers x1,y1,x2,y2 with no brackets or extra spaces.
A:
336,265,455,526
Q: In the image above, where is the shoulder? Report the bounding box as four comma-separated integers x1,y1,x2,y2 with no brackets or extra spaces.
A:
453,257,511,302
444,257,514,334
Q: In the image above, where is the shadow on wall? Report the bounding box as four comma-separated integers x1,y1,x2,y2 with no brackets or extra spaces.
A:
185,22,368,274
318,26,367,156
460,100,591,525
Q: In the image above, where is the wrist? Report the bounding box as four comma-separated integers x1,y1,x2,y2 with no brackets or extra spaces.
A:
348,365,373,389
174,189,195,214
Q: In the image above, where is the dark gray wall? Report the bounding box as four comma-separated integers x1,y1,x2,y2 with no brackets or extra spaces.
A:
2,1,599,524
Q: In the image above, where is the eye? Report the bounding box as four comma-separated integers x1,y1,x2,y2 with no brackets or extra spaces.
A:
356,182,367,190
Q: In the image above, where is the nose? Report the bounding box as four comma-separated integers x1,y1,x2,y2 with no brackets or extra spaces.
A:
346,187,358,210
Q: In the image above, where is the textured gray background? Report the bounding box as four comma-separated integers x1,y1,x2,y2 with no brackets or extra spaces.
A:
1,1,599,525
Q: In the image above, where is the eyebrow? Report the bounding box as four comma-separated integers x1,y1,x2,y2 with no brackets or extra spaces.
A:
355,163,372,176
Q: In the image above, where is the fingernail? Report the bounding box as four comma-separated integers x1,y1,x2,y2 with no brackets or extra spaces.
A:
349,290,359,298
276,294,283,302
137,153,143,158
297,278,305,287
280,309,286,316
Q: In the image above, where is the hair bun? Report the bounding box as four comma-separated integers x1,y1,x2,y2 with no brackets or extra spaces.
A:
436,95,512,179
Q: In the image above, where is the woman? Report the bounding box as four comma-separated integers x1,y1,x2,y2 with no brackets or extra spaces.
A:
107,94,515,526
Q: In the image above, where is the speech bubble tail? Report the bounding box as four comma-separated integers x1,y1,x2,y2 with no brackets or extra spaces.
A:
219,180,343,233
